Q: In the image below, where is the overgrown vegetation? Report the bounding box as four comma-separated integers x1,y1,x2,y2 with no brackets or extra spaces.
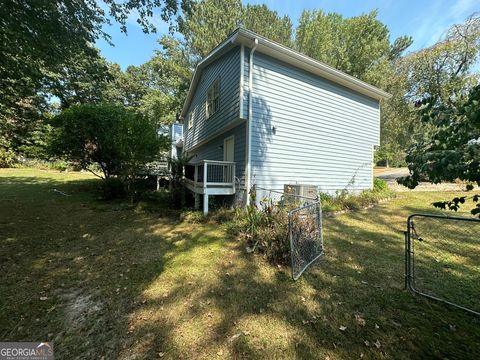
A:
228,179,394,265
229,200,291,265
48,103,168,199
320,178,395,213
2,168,480,359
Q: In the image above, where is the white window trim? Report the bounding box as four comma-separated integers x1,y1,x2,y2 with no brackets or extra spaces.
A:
206,79,220,119
187,112,193,130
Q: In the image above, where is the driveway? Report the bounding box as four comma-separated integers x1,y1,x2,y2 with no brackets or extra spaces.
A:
374,167,468,192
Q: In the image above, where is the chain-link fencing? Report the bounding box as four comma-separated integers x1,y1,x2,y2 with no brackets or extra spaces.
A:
405,214,480,316
256,186,323,280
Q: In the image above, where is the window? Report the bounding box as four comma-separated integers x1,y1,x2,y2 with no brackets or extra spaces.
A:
206,79,220,118
187,112,193,129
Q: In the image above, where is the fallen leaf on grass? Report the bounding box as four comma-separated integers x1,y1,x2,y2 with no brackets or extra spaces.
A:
228,332,243,342
158,352,165,358
39,297,47,301
339,326,347,331
355,314,366,326
364,340,370,347
374,340,381,349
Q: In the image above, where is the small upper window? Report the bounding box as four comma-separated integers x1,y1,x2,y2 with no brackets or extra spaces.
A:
206,80,220,118
187,112,193,129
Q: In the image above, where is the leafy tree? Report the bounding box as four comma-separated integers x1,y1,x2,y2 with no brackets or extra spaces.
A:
103,64,151,108
179,0,293,59
179,0,242,59
295,10,411,82
49,104,168,179
399,85,480,217
1,0,190,155
242,4,293,47
137,36,193,124
377,13,480,165
45,49,113,109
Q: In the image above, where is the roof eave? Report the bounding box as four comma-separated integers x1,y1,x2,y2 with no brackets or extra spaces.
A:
180,30,240,118
234,28,391,101
181,28,392,117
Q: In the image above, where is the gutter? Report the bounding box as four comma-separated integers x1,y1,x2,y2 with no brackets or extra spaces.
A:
245,38,258,206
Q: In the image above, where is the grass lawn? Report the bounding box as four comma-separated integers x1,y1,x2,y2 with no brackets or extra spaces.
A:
1,168,479,359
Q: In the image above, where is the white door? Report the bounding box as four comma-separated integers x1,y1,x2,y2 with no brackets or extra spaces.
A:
223,136,234,183
223,136,234,162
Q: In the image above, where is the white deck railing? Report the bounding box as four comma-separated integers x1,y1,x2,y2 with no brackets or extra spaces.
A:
184,160,236,195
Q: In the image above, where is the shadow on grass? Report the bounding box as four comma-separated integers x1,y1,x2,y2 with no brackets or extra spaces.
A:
1,174,480,359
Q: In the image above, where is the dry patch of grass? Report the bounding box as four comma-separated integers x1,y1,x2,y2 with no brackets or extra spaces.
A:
1,168,480,359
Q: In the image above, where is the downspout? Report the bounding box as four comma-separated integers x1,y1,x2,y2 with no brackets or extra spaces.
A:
245,38,258,206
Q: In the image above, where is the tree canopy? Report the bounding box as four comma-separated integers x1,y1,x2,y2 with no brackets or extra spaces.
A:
295,10,412,83
398,85,480,216
179,0,294,59
0,0,190,156
49,104,167,179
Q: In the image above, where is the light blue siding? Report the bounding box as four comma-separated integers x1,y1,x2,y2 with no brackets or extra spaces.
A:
189,123,246,183
242,47,250,119
184,47,241,150
249,52,380,194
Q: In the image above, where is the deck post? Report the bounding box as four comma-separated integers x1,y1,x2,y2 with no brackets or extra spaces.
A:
203,162,208,215
194,194,200,209
203,194,209,215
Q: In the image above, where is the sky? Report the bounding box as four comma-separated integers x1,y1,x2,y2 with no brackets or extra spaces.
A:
96,0,479,69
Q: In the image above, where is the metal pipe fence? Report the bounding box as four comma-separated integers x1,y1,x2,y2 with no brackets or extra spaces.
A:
405,213,480,316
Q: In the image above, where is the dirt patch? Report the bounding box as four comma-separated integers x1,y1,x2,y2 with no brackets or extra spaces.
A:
63,291,103,331
53,289,105,346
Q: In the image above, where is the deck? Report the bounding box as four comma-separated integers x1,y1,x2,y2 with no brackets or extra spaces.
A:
184,160,236,214
184,160,236,195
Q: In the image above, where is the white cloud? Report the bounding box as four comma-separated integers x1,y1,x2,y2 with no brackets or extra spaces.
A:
409,0,478,51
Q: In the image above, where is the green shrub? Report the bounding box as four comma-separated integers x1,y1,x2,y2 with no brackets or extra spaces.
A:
48,160,70,171
49,103,167,181
13,158,77,171
319,180,395,213
207,208,235,223
99,177,127,200
373,178,388,191
180,210,205,224
0,147,15,168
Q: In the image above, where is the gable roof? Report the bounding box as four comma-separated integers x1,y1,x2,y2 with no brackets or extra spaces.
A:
181,27,391,118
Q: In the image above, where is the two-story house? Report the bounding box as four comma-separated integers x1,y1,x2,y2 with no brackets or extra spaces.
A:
182,28,390,214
